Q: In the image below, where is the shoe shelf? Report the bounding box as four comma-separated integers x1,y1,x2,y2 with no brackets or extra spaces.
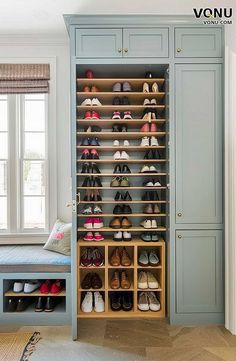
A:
76,72,167,319
4,290,66,297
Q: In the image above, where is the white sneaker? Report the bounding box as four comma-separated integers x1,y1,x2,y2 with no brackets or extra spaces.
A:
149,251,160,266
140,165,150,173
154,180,161,186
113,140,119,146
150,136,159,146
94,292,105,312
140,219,152,229
82,206,93,214
123,140,130,146
147,272,159,289
24,280,40,294
114,151,121,160
145,180,154,187
141,137,150,147
113,231,123,241
123,231,132,241
138,292,149,311
151,220,157,228
150,98,157,105
149,165,158,173
147,292,160,311
120,151,129,160
143,98,151,106
81,98,92,106
81,292,93,313
138,250,149,266
13,281,24,293
92,98,102,106
138,271,148,289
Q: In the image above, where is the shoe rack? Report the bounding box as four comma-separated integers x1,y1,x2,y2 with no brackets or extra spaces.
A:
76,70,168,318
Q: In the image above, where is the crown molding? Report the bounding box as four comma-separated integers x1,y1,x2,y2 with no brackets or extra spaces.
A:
0,34,68,46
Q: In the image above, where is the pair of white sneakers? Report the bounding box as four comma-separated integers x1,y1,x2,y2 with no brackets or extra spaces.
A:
113,151,129,160
140,219,158,229
13,280,40,294
81,98,101,106
141,136,159,147
81,291,104,313
113,140,130,146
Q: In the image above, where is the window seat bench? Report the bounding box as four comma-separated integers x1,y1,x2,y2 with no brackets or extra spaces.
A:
0,245,71,273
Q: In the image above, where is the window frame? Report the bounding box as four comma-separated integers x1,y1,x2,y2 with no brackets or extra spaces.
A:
0,58,57,244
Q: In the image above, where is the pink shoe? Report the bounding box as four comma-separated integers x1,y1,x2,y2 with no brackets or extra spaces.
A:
150,123,158,132
93,218,104,229
140,123,150,132
84,218,93,229
81,149,90,160
90,149,99,160
123,111,132,120
83,232,94,241
94,232,104,241
112,111,121,120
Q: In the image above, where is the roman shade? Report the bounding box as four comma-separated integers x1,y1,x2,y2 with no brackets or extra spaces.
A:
0,64,50,94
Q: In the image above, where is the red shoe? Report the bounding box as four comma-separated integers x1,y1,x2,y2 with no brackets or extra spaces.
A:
84,111,92,119
150,123,158,132
92,248,104,267
81,149,90,160
40,280,51,294
51,280,63,294
91,111,101,119
85,70,94,79
140,123,150,132
90,149,99,159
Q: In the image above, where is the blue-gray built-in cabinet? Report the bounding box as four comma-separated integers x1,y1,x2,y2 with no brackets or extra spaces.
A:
64,15,224,340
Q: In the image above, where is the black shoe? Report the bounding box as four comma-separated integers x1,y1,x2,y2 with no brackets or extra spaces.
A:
114,164,122,174
81,152,90,160
82,176,92,187
123,191,132,201
115,191,123,201
81,163,89,174
144,149,153,160
112,124,120,132
110,293,122,311
7,298,18,312
94,192,102,202
91,125,101,132
94,177,102,187
91,163,101,174
123,205,132,214
122,293,133,311
120,124,127,132
151,191,159,201
145,71,153,78
45,297,55,312
91,151,100,160
122,165,131,173
113,205,123,214
80,138,90,146
152,149,161,159
35,297,45,312
113,97,121,105
16,297,31,312
122,96,130,105
90,137,100,146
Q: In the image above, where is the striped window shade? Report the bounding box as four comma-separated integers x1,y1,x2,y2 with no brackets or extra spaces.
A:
0,64,50,94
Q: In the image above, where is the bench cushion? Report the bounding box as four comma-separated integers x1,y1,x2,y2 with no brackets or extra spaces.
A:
0,245,71,273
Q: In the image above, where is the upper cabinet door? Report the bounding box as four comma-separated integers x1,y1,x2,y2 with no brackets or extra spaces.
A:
175,28,222,57
123,28,169,57
175,64,223,224
75,28,123,58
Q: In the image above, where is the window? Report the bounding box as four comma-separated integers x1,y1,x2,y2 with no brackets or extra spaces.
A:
0,94,49,233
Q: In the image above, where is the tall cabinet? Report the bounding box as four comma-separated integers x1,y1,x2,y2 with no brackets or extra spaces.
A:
64,15,224,339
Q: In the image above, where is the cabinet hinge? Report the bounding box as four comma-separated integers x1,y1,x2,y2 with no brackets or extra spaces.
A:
72,200,77,213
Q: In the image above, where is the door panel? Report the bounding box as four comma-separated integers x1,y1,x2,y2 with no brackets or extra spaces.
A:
75,28,122,58
175,28,222,57
176,230,223,313
123,28,168,57
175,64,222,224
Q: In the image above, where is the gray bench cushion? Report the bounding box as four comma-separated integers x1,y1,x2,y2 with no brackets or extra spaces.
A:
0,245,71,273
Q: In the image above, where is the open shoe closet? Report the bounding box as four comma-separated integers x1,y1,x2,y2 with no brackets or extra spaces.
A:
76,64,169,318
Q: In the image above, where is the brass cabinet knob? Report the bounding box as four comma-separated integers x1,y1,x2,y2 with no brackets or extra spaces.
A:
124,48,128,53
118,48,122,53
178,235,182,239
177,48,182,53
177,212,182,217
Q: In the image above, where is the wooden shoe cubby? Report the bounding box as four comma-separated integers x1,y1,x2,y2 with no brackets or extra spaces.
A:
76,65,168,319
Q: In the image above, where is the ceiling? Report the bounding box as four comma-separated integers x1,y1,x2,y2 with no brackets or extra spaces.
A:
0,0,233,37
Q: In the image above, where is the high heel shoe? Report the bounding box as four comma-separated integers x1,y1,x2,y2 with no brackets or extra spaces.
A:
91,163,101,174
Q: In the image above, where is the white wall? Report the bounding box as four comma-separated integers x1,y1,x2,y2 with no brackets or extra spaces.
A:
0,36,71,223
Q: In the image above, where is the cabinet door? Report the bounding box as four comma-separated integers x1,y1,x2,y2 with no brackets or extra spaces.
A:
123,28,168,57
75,28,122,58
175,64,222,224
176,230,223,313
175,28,222,58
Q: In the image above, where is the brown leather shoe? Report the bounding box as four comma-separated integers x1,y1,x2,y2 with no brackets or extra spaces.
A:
81,273,92,289
121,271,131,289
110,247,121,266
110,270,120,289
121,217,132,229
91,85,99,92
83,85,90,92
121,247,131,267
91,273,102,289
110,217,121,229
